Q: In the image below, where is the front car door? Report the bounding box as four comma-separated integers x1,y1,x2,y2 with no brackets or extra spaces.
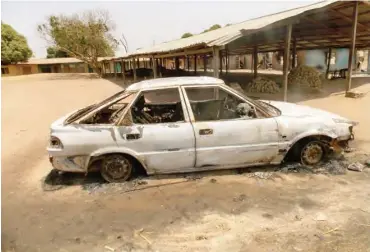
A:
115,87,196,174
181,84,280,169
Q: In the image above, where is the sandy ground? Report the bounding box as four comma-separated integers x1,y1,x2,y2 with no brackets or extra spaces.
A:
2,73,370,252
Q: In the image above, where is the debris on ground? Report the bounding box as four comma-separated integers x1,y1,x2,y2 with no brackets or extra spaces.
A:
247,77,280,93
233,194,247,202
210,178,217,183
134,228,152,245
250,171,274,179
288,65,322,89
104,245,115,252
348,162,365,172
280,163,314,174
314,212,328,221
320,160,348,175
365,159,370,167
345,90,366,99
196,235,208,240
344,146,356,153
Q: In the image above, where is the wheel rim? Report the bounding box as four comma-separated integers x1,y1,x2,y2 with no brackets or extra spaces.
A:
301,142,324,166
103,156,131,181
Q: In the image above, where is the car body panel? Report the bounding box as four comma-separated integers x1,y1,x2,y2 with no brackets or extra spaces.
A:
115,123,196,174
190,118,280,167
47,77,356,174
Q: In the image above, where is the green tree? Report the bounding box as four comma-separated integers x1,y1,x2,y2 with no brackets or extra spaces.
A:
202,24,221,33
46,46,69,58
1,22,33,64
181,32,193,39
225,23,232,27
38,10,118,76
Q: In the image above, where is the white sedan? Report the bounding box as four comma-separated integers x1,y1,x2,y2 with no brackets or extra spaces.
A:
47,77,356,182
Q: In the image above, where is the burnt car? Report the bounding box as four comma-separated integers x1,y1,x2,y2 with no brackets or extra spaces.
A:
47,77,356,182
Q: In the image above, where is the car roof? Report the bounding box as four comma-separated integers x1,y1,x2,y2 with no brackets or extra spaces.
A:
126,76,225,91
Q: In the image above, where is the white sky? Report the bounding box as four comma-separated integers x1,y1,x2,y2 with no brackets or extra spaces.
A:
2,0,317,58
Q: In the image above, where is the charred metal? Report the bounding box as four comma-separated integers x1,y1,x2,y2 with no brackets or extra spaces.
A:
47,77,357,182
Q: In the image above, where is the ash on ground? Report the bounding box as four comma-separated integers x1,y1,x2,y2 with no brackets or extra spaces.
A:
81,178,149,194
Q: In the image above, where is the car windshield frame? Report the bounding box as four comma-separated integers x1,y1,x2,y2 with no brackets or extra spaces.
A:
225,85,276,117
64,90,136,125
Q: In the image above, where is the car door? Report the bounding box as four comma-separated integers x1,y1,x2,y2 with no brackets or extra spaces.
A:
115,87,196,174
181,84,280,168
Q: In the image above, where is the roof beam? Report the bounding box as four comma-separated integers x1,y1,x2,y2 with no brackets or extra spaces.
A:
152,48,213,58
329,8,370,32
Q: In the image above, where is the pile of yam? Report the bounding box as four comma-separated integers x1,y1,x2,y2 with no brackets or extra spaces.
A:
288,65,322,89
247,77,280,93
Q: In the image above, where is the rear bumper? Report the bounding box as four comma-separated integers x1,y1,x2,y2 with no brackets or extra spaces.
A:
49,155,88,173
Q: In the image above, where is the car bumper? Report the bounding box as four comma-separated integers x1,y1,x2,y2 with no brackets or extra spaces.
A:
49,155,88,173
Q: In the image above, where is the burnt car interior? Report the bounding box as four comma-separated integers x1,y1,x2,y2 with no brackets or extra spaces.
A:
80,93,136,125
185,87,258,121
131,88,185,124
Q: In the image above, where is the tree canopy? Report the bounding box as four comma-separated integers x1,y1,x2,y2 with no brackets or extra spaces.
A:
202,24,221,33
38,10,118,75
46,46,69,58
1,22,33,65
181,32,193,39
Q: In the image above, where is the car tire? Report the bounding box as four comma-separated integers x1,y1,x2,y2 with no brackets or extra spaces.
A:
300,141,325,166
100,154,133,183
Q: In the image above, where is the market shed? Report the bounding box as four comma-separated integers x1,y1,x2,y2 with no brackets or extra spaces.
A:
110,0,370,100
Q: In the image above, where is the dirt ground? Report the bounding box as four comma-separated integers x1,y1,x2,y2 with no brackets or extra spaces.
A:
2,73,370,252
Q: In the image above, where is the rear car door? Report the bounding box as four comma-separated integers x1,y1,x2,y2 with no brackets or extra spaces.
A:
181,85,280,168
115,87,196,174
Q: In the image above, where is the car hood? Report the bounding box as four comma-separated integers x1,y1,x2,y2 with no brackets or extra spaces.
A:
261,100,347,120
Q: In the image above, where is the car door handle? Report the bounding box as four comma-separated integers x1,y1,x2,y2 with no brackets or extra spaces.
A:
126,133,141,140
199,129,213,135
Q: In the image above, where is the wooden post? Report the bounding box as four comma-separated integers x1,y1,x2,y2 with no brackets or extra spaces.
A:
219,51,223,75
194,55,197,75
253,46,258,79
187,57,190,72
226,49,229,75
136,58,140,69
175,57,180,71
159,59,162,77
251,54,253,72
114,61,117,79
213,47,220,78
346,1,358,93
132,57,137,82
292,38,297,69
121,59,126,83
326,48,332,79
102,62,106,77
152,56,157,79
283,24,293,102
203,56,207,73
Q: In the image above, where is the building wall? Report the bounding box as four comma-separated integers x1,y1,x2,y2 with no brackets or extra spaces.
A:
1,64,39,76
298,48,363,72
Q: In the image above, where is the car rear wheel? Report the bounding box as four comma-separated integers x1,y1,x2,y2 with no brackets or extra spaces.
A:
100,154,133,183
300,141,324,166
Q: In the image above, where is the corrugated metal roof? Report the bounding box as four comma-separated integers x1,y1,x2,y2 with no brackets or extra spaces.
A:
126,0,337,57
18,57,116,65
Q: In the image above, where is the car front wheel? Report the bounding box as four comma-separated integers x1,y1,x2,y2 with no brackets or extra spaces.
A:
300,141,324,166
100,154,133,183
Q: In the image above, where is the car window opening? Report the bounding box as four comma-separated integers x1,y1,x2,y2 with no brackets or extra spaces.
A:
185,87,261,121
131,88,185,124
80,93,136,125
